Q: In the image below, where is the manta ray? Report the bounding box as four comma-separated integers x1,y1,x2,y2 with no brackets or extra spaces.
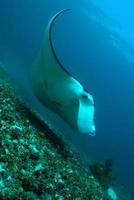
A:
30,9,96,136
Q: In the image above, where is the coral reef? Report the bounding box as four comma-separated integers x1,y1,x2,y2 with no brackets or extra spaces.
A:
89,160,117,189
0,66,110,199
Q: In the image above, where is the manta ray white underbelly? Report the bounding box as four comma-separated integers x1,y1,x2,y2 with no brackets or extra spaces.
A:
30,9,96,136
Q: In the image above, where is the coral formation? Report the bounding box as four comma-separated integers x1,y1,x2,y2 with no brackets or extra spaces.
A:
0,66,110,199
89,160,117,189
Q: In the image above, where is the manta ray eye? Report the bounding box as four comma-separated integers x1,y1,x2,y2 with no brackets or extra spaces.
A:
81,93,88,99
81,93,94,105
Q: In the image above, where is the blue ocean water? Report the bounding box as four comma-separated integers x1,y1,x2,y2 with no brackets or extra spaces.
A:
0,0,134,199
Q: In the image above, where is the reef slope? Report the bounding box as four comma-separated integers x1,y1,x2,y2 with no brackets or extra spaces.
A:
0,66,108,200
